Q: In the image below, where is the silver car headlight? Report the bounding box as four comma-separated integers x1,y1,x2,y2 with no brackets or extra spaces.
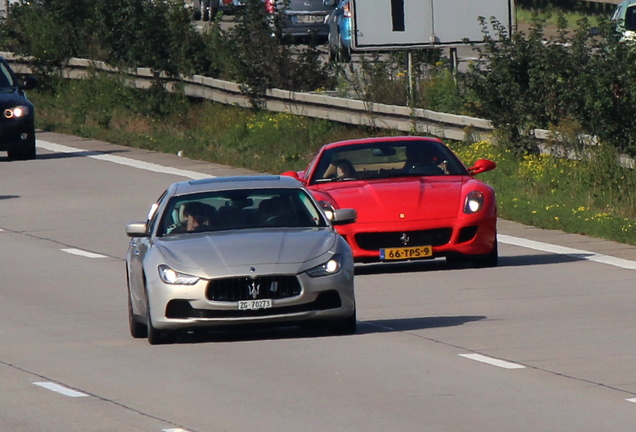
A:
306,254,342,277
464,191,484,214
158,264,200,285
4,105,29,119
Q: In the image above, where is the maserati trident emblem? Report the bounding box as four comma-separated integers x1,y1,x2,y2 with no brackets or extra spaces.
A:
400,233,410,246
248,281,261,299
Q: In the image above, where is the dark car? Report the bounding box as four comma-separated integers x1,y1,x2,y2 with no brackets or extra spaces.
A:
267,0,335,41
0,57,37,160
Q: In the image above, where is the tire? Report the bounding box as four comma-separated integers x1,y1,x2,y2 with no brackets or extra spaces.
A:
8,134,36,160
328,308,357,335
128,284,147,339
473,241,498,268
146,292,176,345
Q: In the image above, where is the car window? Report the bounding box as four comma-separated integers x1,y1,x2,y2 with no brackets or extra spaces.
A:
626,5,636,30
158,188,328,236
309,140,468,184
0,63,17,88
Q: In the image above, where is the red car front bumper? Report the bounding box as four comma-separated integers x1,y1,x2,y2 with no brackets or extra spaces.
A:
333,213,497,263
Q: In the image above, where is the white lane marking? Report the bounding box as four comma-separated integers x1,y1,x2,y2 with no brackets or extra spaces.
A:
33,382,89,397
61,248,107,259
459,354,526,369
37,140,210,180
163,429,192,432
626,398,636,404
499,234,636,271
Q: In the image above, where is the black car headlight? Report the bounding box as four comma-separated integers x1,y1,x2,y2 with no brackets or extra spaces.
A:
464,191,484,214
306,254,342,277
158,264,200,285
4,105,29,119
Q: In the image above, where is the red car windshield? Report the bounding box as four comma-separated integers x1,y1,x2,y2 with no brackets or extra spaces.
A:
309,140,468,185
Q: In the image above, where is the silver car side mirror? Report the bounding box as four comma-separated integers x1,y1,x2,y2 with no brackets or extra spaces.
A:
126,222,149,237
331,208,356,225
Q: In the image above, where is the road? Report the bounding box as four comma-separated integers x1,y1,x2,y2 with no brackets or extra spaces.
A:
2,131,636,432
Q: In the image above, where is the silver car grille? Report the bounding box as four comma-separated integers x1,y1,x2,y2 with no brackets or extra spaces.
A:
206,275,302,302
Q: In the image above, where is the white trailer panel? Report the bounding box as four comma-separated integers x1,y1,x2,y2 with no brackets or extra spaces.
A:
352,0,514,49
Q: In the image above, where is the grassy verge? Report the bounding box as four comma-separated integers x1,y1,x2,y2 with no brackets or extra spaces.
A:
30,76,636,246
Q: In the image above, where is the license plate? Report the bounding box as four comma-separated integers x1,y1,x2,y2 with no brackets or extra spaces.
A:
294,15,324,23
238,299,272,310
379,246,432,261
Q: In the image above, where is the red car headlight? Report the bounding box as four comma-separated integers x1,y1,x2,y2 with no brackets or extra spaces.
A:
464,191,484,214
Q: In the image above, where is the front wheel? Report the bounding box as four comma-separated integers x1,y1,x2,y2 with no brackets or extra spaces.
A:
128,286,147,339
473,241,498,268
328,309,357,335
8,134,36,160
146,296,176,345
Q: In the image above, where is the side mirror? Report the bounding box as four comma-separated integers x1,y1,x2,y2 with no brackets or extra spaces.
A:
126,222,149,238
468,159,496,175
20,76,37,90
281,170,300,180
331,208,356,225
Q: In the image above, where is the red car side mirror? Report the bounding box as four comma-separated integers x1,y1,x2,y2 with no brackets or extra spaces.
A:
281,170,300,180
468,159,496,175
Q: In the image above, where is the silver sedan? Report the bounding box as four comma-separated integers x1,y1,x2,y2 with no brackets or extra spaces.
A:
125,175,357,344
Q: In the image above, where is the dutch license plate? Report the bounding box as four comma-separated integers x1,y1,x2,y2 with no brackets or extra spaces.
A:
379,246,432,261
238,299,272,310
294,15,324,23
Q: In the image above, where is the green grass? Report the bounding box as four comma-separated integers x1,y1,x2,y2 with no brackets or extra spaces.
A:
30,76,636,246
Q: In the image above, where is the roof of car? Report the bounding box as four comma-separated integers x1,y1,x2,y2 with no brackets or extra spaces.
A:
172,175,302,195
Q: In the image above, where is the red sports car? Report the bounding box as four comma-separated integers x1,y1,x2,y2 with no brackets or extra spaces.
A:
282,136,498,266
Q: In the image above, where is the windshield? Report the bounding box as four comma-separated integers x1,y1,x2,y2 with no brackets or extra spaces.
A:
309,139,468,185
0,62,17,87
159,188,328,236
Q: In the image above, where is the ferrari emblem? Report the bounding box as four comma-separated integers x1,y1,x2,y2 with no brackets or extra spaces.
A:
400,233,410,246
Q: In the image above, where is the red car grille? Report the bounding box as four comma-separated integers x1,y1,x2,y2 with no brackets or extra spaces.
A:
206,276,301,302
355,228,452,251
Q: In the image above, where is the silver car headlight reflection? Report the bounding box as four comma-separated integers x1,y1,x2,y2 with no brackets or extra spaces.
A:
306,254,342,277
4,105,29,119
158,264,200,285
464,191,484,214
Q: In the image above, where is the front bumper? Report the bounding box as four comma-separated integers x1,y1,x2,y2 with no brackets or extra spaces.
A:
0,119,35,151
335,215,497,263
147,269,355,331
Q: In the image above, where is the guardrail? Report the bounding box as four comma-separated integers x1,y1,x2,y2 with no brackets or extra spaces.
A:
0,52,606,161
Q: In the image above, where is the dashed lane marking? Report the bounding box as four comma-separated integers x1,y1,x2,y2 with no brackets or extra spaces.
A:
459,354,526,369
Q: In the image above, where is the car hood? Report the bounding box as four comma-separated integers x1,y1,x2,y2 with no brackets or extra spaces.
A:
317,177,466,223
156,228,336,272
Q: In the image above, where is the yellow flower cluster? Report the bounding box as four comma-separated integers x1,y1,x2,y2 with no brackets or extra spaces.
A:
245,113,296,132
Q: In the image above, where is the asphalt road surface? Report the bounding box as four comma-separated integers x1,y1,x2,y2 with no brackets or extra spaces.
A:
2,131,636,432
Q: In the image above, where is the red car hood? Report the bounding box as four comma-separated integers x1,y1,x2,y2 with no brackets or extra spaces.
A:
317,177,465,223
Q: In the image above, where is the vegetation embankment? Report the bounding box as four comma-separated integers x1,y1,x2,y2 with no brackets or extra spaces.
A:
4,0,636,245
